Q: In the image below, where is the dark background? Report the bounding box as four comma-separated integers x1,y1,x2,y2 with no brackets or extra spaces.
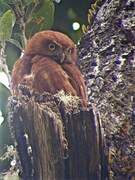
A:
53,0,91,42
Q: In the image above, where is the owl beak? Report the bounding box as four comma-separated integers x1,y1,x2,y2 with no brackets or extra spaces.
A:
60,52,66,63
60,51,72,64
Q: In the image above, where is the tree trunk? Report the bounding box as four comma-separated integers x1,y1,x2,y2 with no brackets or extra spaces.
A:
79,0,135,179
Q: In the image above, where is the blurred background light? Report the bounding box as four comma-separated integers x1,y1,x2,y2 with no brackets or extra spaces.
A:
0,72,10,89
72,22,80,31
54,0,61,3
0,110,4,125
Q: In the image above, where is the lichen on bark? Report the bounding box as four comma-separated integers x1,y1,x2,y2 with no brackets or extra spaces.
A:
79,0,135,178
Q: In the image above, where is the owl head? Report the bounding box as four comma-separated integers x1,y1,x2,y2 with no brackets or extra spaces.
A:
25,30,77,64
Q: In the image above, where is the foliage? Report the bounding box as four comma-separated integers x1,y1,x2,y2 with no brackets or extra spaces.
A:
25,0,55,37
0,10,16,47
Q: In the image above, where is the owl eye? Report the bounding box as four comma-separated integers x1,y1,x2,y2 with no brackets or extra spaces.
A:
67,48,72,54
48,43,56,51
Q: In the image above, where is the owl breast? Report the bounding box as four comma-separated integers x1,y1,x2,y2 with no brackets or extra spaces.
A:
24,56,77,96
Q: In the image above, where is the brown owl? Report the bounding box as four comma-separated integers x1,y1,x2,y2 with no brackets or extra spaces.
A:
11,30,88,107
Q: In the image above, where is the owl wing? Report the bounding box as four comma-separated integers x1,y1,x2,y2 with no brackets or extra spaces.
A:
11,55,32,95
62,64,88,107
30,57,77,95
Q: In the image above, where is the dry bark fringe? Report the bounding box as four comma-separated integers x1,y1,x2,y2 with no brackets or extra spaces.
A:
78,0,135,179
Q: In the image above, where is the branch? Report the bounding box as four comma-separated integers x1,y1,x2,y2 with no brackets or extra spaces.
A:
0,46,11,89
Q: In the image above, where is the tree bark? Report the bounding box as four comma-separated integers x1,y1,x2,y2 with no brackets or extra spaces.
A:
79,0,135,179
9,92,108,180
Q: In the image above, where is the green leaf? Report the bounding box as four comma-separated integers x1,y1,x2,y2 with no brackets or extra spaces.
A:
26,0,55,37
5,42,21,71
0,0,11,3
0,1,9,16
0,84,12,167
0,83,10,115
0,10,16,45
